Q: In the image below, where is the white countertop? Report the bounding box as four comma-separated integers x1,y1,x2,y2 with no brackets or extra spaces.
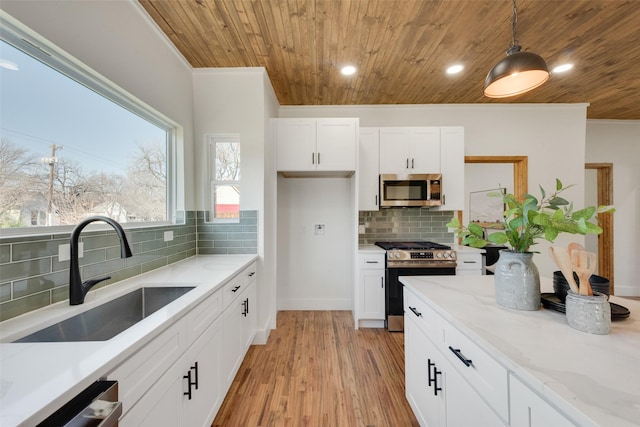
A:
358,244,386,253
0,254,257,427
400,275,640,427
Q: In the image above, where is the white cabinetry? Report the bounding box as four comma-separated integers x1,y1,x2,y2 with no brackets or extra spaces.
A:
404,286,507,427
379,127,440,174
356,251,385,328
112,261,258,427
510,375,576,427
455,248,484,276
276,118,358,173
438,127,465,211
358,127,380,211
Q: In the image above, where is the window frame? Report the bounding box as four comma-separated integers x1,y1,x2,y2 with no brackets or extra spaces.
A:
206,134,241,224
0,12,183,237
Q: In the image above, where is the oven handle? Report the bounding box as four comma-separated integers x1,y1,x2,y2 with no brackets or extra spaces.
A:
408,306,422,317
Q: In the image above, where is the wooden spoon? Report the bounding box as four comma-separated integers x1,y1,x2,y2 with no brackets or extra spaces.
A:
549,246,579,294
568,242,585,255
571,249,596,296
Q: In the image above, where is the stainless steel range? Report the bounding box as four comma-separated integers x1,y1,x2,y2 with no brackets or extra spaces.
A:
375,241,457,331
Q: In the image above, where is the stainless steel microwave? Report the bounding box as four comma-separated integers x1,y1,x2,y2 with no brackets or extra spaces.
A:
379,174,442,207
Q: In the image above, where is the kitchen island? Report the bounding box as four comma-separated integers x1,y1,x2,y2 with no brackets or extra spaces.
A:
0,254,257,427
401,275,640,427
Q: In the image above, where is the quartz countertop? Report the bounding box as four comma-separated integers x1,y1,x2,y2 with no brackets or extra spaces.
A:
358,244,386,254
400,275,640,427
0,254,257,427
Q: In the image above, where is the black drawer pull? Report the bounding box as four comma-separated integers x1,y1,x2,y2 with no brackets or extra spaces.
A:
232,285,241,292
408,306,422,317
449,346,473,367
427,358,435,387
433,367,442,396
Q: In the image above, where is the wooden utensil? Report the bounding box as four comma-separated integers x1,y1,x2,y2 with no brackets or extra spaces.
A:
549,246,579,293
568,242,585,254
571,249,596,296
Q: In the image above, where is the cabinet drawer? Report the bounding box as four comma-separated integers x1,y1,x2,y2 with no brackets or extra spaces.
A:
404,286,438,340
358,253,385,269
222,274,245,309
439,318,509,421
108,321,184,414
244,262,257,284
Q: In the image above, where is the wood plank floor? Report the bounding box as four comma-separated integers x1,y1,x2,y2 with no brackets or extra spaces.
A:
212,311,419,427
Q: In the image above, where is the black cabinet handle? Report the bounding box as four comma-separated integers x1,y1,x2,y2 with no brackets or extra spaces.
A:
312,152,315,164
248,271,255,277
408,306,422,317
192,362,199,390
232,285,241,293
427,358,435,387
433,367,442,396
317,152,321,164
183,370,193,400
406,158,409,168
411,158,414,169
183,362,199,399
242,298,249,317
449,346,473,367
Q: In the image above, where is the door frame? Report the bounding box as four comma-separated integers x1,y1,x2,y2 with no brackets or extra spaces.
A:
585,163,615,293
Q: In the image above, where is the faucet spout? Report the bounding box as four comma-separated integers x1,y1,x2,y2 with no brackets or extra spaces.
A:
69,216,133,305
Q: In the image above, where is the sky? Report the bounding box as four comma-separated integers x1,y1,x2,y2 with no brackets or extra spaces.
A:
0,39,166,176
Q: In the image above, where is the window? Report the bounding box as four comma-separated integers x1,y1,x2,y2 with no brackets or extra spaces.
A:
208,135,240,221
0,15,180,231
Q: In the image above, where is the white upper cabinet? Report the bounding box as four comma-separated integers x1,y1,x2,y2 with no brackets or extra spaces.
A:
358,127,380,211
379,127,440,174
276,118,358,174
438,127,465,211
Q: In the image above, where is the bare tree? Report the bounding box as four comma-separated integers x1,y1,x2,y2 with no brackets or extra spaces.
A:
123,142,166,221
0,139,39,226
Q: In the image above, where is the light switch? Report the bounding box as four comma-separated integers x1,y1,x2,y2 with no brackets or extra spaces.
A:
314,224,325,236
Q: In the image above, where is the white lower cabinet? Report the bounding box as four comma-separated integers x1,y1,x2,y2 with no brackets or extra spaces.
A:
405,286,506,427
509,375,576,427
355,252,386,328
112,261,258,427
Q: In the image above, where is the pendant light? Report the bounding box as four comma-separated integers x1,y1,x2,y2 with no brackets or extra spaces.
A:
484,0,549,98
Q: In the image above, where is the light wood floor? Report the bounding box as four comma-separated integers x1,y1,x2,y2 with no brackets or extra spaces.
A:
212,311,419,427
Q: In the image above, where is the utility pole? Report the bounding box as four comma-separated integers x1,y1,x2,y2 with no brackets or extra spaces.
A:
41,144,62,226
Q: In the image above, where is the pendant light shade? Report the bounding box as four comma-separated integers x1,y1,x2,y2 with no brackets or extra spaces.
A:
484,0,549,98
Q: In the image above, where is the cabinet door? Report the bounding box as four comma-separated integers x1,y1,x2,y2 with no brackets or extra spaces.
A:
510,375,575,427
276,118,316,171
221,298,244,390
379,128,411,174
360,270,385,320
240,281,257,352
316,118,357,171
358,127,380,211
182,318,224,427
438,127,465,211
410,127,441,173
443,358,506,427
405,314,443,427
119,363,183,427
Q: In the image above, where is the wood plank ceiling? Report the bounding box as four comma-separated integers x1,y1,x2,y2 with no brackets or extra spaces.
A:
139,0,640,120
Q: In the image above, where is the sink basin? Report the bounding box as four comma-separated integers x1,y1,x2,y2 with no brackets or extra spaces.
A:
14,286,195,343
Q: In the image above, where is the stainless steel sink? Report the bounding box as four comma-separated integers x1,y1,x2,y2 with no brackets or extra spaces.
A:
14,286,195,343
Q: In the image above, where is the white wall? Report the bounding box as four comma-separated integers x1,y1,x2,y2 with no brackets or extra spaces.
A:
1,0,196,209
277,177,355,309
586,120,640,296
280,104,590,277
192,68,279,341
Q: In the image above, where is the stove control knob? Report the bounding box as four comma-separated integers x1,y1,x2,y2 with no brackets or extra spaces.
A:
444,252,450,258
450,252,456,259
436,253,443,258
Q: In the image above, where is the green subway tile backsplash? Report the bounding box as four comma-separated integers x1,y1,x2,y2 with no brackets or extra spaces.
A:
359,208,455,245
0,210,258,321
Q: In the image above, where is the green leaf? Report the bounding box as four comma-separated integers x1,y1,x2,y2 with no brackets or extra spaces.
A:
488,232,509,244
446,218,460,229
585,222,603,234
539,184,546,199
468,223,484,237
463,236,488,248
556,178,562,191
577,217,588,233
572,207,596,221
544,227,559,241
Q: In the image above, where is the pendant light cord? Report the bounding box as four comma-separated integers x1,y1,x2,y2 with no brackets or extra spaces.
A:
511,0,519,48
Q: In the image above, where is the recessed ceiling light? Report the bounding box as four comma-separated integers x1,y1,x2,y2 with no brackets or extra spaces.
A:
0,59,19,71
446,64,464,75
341,65,356,76
552,63,574,73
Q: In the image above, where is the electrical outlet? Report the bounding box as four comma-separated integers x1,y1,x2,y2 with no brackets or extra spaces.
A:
314,224,325,236
358,225,366,234
164,230,174,242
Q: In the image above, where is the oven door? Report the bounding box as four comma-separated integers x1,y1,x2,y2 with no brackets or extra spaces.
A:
386,267,455,332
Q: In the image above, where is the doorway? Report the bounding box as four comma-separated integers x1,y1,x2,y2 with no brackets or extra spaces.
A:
585,163,615,293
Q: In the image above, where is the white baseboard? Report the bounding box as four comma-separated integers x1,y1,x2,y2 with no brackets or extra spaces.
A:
277,298,352,311
358,319,385,328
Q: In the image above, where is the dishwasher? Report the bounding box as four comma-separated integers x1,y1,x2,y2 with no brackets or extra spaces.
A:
37,380,122,427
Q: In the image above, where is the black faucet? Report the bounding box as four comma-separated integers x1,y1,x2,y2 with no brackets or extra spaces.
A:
69,216,133,305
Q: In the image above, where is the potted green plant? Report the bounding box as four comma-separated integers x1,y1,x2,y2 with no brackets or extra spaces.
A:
447,179,614,311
